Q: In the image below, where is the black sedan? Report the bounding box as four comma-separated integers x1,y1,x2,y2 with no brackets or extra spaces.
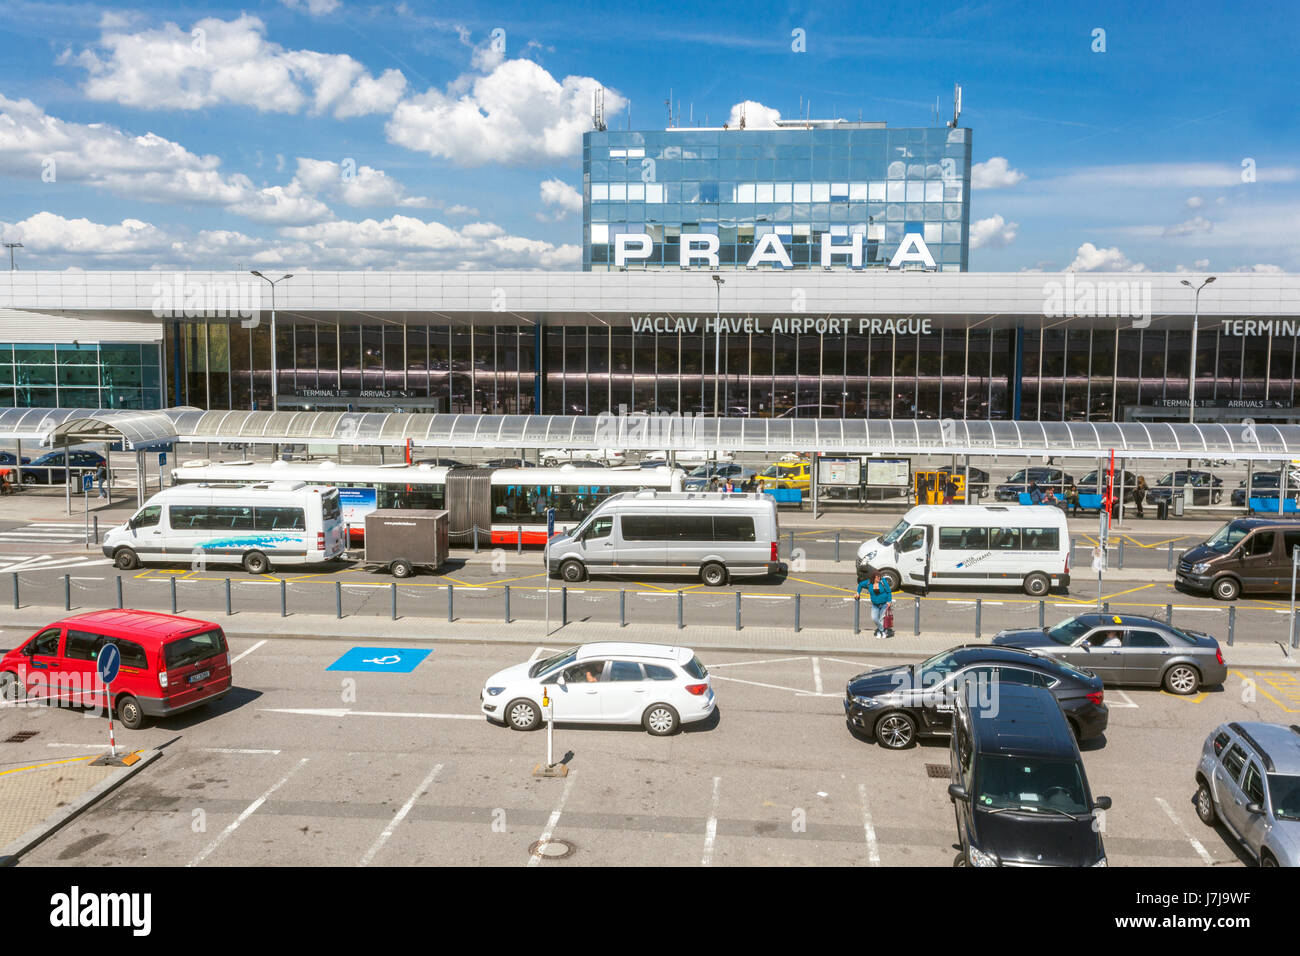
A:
992,467,1075,502
991,613,1227,694
19,450,107,485
1145,470,1223,505
843,645,1108,750
0,452,30,467
1231,472,1280,507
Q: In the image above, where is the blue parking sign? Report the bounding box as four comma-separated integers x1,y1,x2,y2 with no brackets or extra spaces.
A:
82,473,93,492
546,507,555,537
326,647,431,673
96,643,120,684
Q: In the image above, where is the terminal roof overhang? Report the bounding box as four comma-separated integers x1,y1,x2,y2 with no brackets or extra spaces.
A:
2,408,1298,461
1,270,1297,330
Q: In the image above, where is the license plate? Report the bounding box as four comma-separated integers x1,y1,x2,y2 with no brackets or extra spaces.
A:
187,670,210,684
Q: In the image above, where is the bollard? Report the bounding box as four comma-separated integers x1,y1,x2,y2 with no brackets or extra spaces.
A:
787,531,794,559
677,590,683,630
913,597,920,636
336,581,343,619
447,584,453,623
975,598,982,640
1038,600,1045,628
505,585,511,624
562,586,569,627
853,595,860,635
1117,538,1125,569
473,525,480,553
11,571,18,610
224,577,232,616
93,515,99,544
64,573,70,611
1228,605,1236,646
1070,537,1077,568
116,575,123,610
835,532,841,563
280,579,286,617
170,576,177,615
619,589,626,628
1165,603,1173,625
795,593,802,633
517,526,523,555
736,592,742,631
393,582,399,621
1167,541,1174,571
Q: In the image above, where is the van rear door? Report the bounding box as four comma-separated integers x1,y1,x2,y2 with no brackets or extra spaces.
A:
160,627,230,709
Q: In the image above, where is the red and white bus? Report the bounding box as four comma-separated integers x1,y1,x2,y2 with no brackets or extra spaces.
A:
172,460,685,545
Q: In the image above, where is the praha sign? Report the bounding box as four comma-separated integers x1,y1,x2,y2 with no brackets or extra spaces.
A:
614,231,938,270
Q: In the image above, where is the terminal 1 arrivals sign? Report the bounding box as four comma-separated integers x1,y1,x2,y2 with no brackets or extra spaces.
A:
613,231,938,270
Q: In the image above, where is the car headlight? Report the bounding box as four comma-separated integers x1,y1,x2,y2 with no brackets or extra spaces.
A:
1192,563,1210,574
851,695,880,708
485,687,505,696
968,846,999,867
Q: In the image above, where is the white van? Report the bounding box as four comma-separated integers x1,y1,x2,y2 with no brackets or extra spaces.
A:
103,481,346,573
855,504,1070,597
545,490,781,585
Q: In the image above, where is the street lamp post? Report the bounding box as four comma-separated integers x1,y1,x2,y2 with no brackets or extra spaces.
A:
250,271,294,412
1181,276,1216,423
712,274,724,478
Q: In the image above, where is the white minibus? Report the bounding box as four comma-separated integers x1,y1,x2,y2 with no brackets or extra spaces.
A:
855,504,1070,597
102,481,346,573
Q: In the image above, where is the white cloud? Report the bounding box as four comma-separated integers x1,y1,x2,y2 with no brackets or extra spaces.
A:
0,211,171,258
280,0,341,15
444,204,478,217
971,157,1025,189
1058,162,1298,189
969,214,1018,249
1230,263,1284,273
67,14,405,119
726,100,781,129
1185,195,1204,208
1163,216,1214,238
294,157,431,208
1195,258,1210,268
230,182,334,225
538,178,582,219
387,57,624,166
1069,242,1147,272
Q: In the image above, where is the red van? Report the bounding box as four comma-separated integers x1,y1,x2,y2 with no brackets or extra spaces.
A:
0,610,232,729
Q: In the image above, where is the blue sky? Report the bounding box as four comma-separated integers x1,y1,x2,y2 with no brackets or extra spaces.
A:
0,0,1295,272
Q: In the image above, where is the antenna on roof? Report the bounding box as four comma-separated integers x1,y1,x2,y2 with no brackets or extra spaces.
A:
948,83,962,128
666,88,673,127
592,87,606,131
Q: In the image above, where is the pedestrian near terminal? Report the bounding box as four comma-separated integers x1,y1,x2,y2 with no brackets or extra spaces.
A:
943,476,957,505
1065,482,1081,515
96,462,107,499
1028,480,1044,505
1134,476,1148,518
856,568,893,639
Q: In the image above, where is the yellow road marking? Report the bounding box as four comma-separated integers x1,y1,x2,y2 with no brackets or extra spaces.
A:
482,571,548,586
786,575,855,594
0,754,100,777
1160,690,1209,703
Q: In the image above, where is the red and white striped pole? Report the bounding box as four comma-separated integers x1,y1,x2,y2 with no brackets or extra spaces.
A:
105,682,116,757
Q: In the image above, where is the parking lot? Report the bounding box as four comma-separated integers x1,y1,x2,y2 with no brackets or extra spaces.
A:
3,637,1297,867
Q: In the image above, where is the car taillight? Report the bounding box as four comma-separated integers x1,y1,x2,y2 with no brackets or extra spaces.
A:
1216,647,1224,666
1064,553,1070,574
317,531,325,550
770,542,779,561
685,683,709,696
158,670,169,689
1087,690,1104,706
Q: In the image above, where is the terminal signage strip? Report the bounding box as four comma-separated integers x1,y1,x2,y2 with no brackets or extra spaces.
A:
613,230,939,270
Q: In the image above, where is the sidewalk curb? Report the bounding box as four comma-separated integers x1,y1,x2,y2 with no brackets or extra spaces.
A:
0,748,161,866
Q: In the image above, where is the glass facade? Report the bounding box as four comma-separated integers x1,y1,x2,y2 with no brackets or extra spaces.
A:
165,320,1300,422
583,124,971,271
0,342,162,409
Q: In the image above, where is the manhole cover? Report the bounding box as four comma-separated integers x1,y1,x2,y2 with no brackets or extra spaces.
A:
528,839,575,860
5,731,38,743
925,763,948,779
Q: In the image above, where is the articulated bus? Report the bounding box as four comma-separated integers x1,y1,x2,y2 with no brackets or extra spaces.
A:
172,460,685,545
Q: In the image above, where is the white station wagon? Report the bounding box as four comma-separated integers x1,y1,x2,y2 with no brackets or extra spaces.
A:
480,642,715,736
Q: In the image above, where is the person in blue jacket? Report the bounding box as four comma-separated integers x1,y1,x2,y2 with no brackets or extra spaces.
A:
857,567,893,639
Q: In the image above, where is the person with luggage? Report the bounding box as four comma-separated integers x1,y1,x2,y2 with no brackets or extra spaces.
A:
1134,476,1148,518
856,567,894,639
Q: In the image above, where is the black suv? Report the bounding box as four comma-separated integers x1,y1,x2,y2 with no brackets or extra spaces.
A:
949,681,1111,867
843,645,1108,750
993,468,1075,502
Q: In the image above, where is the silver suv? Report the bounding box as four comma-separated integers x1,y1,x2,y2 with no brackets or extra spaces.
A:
1194,722,1300,867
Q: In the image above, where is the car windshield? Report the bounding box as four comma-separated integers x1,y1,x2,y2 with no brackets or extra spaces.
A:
1204,522,1250,554
1045,617,1092,645
1005,470,1026,483
529,646,579,679
761,466,779,478
1156,473,1180,486
974,756,1090,815
164,629,227,669
880,519,910,545
1268,774,1300,822
916,651,958,687
688,465,710,477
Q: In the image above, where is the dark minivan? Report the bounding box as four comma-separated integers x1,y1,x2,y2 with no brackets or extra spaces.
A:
1176,518,1300,600
948,680,1110,867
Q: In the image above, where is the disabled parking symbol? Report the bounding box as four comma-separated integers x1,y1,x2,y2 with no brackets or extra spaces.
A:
327,647,432,673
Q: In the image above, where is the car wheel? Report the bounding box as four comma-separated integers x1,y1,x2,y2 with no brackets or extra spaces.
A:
113,547,139,571
21,473,38,485
700,562,728,587
116,694,145,730
243,551,271,574
1212,576,1241,601
505,698,540,731
1195,780,1217,826
874,711,917,750
880,569,902,591
642,703,680,736
1023,572,1050,597
390,559,414,579
559,559,585,583
0,671,22,702
1163,663,1201,695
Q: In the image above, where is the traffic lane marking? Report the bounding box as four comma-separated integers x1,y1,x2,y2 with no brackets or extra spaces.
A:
360,761,444,867
0,754,100,776
528,771,576,867
187,756,310,867
1231,668,1300,714
261,707,482,720
1154,796,1215,865
230,639,267,665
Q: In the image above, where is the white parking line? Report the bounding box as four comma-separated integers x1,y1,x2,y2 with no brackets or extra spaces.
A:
201,748,282,755
701,776,721,867
1155,796,1215,865
710,673,837,698
812,657,823,694
528,771,576,868
188,757,309,867
231,639,267,664
261,707,481,720
858,783,881,866
360,762,443,867
1109,689,1139,709
707,656,808,668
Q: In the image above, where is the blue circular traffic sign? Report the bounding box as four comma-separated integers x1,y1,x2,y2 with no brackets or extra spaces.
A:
96,643,121,684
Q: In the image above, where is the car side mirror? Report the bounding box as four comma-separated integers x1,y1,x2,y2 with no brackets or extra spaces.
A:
948,783,968,802
556,674,566,687
1093,796,1112,811
1246,802,1264,815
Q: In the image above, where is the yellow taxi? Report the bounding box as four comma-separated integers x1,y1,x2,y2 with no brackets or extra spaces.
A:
754,460,812,491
